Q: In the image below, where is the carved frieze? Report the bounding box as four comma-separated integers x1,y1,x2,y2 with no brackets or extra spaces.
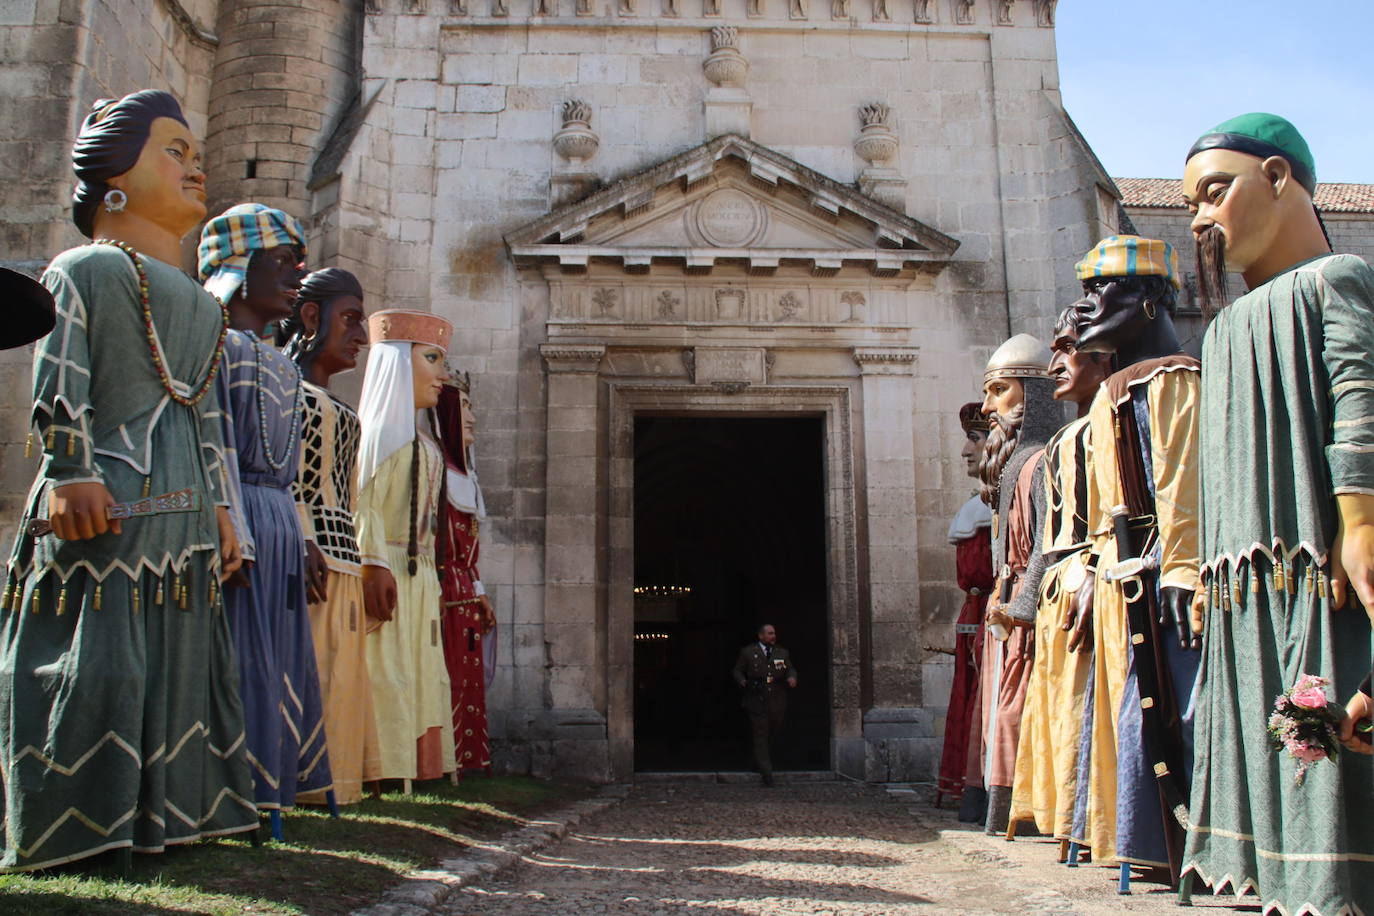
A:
548,281,914,327
840,290,866,322
953,0,973,23
913,0,932,21
715,287,745,319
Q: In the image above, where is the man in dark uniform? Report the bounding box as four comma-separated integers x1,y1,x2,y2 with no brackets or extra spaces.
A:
732,623,797,786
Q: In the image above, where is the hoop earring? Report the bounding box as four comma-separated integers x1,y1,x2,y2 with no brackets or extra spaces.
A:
102,189,127,213
1143,299,1157,320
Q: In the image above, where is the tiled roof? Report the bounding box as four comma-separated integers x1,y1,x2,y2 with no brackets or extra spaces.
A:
1115,177,1374,214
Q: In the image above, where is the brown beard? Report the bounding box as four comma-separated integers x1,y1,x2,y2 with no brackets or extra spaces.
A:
1196,224,1229,321
977,402,1024,508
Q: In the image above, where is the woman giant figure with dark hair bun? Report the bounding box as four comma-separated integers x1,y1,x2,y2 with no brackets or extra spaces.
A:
281,267,382,805
0,90,258,871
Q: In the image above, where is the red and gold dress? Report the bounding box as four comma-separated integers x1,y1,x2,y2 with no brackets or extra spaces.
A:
439,474,491,777
937,496,993,804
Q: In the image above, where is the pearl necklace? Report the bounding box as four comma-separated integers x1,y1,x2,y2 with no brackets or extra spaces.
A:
93,238,228,408
247,332,302,472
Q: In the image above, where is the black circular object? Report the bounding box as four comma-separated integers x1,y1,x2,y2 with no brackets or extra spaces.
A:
0,267,56,349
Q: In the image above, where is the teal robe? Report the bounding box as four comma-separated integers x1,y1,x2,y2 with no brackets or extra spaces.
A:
1187,253,1374,915
0,245,257,870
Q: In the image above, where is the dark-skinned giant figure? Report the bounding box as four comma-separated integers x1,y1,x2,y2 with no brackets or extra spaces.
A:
280,268,382,806
1069,236,1200,887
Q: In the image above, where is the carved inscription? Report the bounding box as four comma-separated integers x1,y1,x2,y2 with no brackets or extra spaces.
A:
692,189,765,247
693,347,768,385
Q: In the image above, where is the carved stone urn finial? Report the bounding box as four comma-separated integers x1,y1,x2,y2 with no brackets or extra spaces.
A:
703,26,748,88
553,99,599,164
854,102,898,167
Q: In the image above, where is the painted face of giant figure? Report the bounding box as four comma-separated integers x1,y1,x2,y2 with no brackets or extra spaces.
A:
1071,275,1173,355
957,402,989,480
1048,307,1113,410
412,344,449,409
1182,113,1327,317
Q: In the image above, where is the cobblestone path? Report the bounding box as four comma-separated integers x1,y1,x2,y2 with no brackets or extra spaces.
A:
445,781,1250,915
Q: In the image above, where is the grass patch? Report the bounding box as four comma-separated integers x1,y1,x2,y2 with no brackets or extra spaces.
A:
0,775,594,916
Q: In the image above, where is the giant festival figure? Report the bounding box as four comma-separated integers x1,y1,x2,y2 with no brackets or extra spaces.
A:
356,309,457,786
1181,113,1374,915
935,403,993,811
972,334,1062,834
281,267,382,805
1008,306,1112,841
0,90,257,870
201,203,333,829
1071,235,1200,887
436,374,496,780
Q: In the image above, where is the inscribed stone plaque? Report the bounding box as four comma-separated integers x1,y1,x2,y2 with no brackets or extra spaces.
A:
693,347,767,384
692,189,766,247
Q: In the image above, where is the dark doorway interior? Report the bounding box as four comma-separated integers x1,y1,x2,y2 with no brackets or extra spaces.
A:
633,415,830,772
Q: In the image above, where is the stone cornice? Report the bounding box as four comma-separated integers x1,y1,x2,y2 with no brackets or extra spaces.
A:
853,346,919,374
412,0,1057,28
540,343,607,373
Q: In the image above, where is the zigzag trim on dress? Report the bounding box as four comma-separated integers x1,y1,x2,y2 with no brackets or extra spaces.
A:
1200,538,1329,579
1183,858,1363,916
8,543,221,586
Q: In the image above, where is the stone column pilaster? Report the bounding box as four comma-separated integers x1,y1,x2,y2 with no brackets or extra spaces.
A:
539,344,610,779
853,347,932,780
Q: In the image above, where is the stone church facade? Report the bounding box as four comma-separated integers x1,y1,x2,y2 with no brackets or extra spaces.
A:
1,0,1128,781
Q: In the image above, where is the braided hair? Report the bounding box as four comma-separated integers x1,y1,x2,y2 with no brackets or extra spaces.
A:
429,408,449,572
403,409,450,576
407,430,421,576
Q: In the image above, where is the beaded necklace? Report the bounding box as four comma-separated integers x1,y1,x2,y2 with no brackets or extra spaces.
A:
92,238,228,408
246,332,302,472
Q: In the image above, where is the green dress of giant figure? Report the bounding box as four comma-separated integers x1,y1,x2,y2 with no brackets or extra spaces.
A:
0,91,257,871
1182,113,1374,915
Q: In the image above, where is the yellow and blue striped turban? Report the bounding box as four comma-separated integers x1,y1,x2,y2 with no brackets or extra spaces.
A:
1074,235,1180,291
197,202,306,305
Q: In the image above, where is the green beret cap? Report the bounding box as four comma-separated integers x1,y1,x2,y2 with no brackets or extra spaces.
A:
1186,112,1317,196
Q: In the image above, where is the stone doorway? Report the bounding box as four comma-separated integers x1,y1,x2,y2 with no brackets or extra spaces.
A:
631,415,831,773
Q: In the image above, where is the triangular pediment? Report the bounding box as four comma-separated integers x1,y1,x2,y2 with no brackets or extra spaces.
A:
506,135,959,278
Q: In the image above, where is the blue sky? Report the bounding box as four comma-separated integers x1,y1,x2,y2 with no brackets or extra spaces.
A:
1055,1,1374,183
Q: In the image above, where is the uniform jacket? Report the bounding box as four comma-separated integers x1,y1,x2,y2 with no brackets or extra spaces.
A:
733,642,797,711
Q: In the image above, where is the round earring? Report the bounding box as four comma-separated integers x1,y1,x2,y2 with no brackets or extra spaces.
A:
1143,299,1157,320
102,188,127,213
238,283,248,301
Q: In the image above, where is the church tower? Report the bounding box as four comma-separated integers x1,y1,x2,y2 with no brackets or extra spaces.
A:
204,0,362,223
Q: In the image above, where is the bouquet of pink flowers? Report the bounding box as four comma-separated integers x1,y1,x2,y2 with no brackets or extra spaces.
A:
1267,673,1343,786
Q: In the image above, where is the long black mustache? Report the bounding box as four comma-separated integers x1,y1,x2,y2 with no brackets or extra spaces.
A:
977,403,1024,508
1195,225,1229,321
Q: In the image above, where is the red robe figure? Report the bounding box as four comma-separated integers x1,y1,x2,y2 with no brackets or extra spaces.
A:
936,403,993,808
436,374,496,778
